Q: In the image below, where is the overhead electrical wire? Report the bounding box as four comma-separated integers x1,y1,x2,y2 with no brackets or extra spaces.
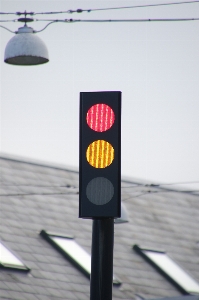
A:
1,0,199,16
0,25,15,33
1,188,198,198
66,0,199,14
1,17,199,23
0,192,79,197
0,0,198,33
146,181,199,187
122,181,199,188
1,17,199,34
0,183,77,188
1,178,199,189
122,189,199,202
1,179,199,199
35,17,199,22
0,185,198,199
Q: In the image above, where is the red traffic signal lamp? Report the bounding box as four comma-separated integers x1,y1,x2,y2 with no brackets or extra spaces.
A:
79,91,121,218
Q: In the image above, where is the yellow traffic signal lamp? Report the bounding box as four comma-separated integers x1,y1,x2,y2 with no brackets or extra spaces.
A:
79,91,121,218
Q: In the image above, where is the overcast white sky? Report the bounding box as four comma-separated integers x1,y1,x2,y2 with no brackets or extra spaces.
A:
0,0,199,189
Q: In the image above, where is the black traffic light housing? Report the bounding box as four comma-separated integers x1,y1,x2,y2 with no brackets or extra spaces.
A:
79,91,121,218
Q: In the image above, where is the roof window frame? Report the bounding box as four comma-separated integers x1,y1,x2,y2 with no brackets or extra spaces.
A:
133,244,199,295
0,241,30,272
40,229,121,286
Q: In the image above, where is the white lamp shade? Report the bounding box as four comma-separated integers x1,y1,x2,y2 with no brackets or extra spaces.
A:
4,27,49,65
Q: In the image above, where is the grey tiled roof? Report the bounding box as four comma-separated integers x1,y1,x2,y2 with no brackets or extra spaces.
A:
0,155,199,300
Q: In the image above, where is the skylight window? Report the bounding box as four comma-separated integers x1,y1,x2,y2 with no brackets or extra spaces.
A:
0,242,29,271
52,236,91,274
133,245,199,295
40,230,121,285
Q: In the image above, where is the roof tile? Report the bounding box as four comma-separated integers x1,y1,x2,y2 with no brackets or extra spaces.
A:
1,156,199,299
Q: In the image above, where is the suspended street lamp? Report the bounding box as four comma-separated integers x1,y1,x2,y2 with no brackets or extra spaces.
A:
0,4,199,66
1,5,199,66
4,25,49,65
3,14,49,66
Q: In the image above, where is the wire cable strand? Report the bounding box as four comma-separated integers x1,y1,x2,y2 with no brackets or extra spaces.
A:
0,19,17,22
34,17,199,22
34,21,60,32
0,25,15,33
0,17,199,31
122,181,199,189
67,17,199,22
0,189,198,198
0,12,18,15
11,0,199,16
31,17,199,32
122,189,199,202
1,0,199,16
68,0,199,14
0,183,77,188
1,179,199,189
0,191,79,197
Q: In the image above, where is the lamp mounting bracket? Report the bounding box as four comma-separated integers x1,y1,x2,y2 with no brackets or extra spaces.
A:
16,11,34,25
18,18,34,23
16,11,34,16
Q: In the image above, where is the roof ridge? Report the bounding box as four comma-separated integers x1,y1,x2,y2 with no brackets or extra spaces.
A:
0,153,78,174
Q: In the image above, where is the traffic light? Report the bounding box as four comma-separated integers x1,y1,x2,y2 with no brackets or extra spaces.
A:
79,91,121,218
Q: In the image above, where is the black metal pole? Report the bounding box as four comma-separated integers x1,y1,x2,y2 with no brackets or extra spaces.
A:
90,218,114,300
